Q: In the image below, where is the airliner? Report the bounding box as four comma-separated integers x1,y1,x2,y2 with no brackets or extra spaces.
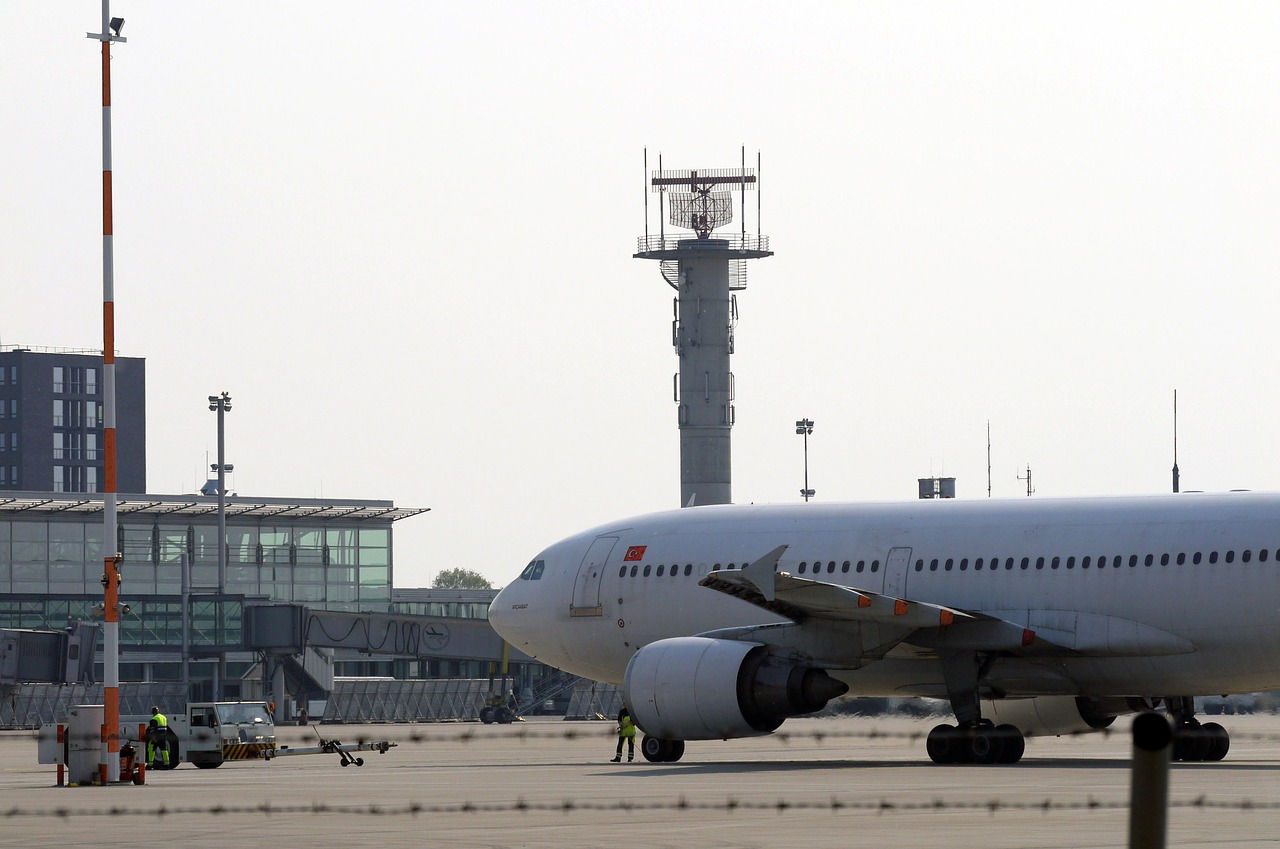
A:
488,493,1280,764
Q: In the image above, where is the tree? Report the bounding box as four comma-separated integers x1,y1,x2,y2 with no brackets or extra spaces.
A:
432,567,492,589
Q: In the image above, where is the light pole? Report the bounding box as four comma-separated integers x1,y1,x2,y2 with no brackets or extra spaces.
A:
87,2,127,786
208,392,233,699
795,418,814,501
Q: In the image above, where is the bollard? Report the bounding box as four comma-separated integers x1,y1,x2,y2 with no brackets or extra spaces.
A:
136,724,148,785
1129,711,1173,849
56,725,66,787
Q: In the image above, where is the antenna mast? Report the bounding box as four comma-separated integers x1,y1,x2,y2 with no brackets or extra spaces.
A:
987,421,992,498
1017,465,1034,497
1172,389,1180,493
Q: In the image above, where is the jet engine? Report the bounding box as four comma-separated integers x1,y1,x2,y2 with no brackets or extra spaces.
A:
623,637,848,741
983,696,1143,737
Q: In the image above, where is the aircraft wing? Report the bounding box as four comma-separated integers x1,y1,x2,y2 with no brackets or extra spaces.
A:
699,545,1194,657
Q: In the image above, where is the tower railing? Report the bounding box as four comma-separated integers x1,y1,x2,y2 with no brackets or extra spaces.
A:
636,234,770,254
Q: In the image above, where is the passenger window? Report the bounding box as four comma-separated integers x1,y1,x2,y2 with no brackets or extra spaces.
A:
630,565,638,577
684,564,692,576
1209,551,1218,564
974,558,983,571
871,560,880,571
1066,557,1075,569
1020,557,1029,570
828,561,836,574
959,558,968,571
842,561,850,573
1129,555,1138,568
1050,557,1060,570
1112,555,1122,568
1226,550,1235,564
945,559,954,571
1005,558,1014,570
1176,553,1185,565
643,565,651,577
1082,556,1090,569
1144,554,1153,567
1035,557,1045,570
1193,552,1202,565
857,560,866,573
930,559,938,571
1242,550,1252,564
1260,550,1269,563
915,559,924,571
798,562,807,574
712,563,720,571
657,565,665,576
619,566,627,578
728,563,736,571
1160,553,1169,566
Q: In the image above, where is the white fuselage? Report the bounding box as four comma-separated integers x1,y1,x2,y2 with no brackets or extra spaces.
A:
489,493,1280,699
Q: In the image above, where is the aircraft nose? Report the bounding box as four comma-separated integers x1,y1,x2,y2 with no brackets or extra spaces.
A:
488,584,517,643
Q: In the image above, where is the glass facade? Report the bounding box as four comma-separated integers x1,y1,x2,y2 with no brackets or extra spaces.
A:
0,515,394,603
0,505,402,654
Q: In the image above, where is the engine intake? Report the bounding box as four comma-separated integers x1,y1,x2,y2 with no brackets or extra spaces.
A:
624,637,848,741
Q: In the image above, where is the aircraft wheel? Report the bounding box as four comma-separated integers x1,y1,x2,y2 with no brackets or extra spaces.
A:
1202,722,1230,761
479,707,495,724
355,757,364,766
642,735,681,763
994,725,1025,764
966,728,999,765
496,708,514,724
926,724,957,764
192,758,222,769
1174,725,1210,762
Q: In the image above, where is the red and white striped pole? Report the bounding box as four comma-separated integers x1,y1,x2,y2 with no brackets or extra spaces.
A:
87,1,126,785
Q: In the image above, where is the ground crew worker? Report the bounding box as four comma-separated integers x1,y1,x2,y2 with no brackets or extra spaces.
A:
611,706,636,762
148,705,170,768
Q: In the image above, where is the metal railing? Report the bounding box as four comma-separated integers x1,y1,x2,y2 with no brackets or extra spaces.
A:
636,234,771,254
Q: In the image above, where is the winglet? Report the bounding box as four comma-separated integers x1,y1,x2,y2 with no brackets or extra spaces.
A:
740,545,788,602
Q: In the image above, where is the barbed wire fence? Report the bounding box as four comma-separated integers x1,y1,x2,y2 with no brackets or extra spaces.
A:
22,723,1280,748
1,795,1279,821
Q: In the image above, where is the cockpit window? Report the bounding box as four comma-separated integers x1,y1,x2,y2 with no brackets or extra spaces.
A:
531,560,545,580
519,561,536,580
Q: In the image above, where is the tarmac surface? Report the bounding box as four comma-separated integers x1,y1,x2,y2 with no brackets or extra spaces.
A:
3,713,1280,848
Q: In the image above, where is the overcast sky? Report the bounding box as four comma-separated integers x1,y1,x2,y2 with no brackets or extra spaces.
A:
5,2,1280,588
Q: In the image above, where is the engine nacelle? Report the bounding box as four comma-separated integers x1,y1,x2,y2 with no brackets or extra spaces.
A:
623,637,848,741
984,696,1141,738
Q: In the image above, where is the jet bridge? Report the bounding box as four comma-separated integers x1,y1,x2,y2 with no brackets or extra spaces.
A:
244,604,523,720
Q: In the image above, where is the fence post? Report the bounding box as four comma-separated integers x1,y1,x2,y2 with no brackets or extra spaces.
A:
1129,711,1173,849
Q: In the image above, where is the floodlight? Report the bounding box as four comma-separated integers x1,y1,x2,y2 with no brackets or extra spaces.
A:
109,17,124,36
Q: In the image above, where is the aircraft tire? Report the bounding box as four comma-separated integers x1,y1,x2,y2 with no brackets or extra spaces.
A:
641,735,666,763
926,724,957,764
1202,722,1230,761
994,725,1025,764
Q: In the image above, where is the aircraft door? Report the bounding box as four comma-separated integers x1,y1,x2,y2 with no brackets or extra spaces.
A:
570,535,618,617
882,546,912,599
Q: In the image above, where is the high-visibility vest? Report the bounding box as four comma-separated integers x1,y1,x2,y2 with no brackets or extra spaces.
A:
152,712,168,729
619,713,636,738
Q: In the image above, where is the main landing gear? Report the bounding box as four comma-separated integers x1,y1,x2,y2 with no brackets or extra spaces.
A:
1166,696,1230,762
926,722,1025,765
927,651,1026,765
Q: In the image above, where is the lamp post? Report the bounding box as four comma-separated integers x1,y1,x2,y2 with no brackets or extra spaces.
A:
795,418,814,502
87,1,127,786
208,392,232,699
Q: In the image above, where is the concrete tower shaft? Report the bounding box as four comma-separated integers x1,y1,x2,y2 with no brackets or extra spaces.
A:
675,240,735,506
636,231,771,507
